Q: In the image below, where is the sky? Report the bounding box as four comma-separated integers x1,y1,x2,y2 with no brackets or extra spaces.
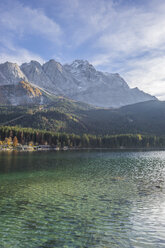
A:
0,0,165,99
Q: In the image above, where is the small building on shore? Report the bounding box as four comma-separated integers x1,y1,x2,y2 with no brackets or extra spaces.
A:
22,145,34,151
35,145,52,151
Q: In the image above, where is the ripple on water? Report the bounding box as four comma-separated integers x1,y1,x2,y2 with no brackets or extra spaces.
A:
0,150,165,247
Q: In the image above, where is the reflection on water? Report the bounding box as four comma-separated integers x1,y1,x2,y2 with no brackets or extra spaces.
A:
0,150,165,247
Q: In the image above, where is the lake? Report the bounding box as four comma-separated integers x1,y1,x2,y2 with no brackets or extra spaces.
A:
0,150,165,248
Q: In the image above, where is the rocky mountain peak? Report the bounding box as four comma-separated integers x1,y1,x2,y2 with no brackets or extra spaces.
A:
30,60,41,66
71,59,90,67
68,60,95,72
43,59,63,73
64,60,97,90
4,61,17,67
0,61,27,85
21,60,42,71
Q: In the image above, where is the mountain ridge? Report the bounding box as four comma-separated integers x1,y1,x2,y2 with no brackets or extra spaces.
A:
0,59,156,108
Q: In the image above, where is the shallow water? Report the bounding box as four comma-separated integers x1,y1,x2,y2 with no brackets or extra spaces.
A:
0,150,165,248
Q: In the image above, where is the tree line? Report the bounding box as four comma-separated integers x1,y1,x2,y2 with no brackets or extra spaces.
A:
0,126,165,148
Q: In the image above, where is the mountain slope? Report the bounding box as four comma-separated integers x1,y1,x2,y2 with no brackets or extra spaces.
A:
0,81,50,105
0,100,165,136
78,100,165,135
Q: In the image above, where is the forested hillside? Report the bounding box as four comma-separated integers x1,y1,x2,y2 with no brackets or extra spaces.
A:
0,100,165,136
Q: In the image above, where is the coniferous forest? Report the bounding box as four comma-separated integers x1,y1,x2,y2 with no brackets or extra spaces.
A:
0,126,165,149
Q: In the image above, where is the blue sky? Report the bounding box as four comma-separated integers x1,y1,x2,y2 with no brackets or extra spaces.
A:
0,0,165,99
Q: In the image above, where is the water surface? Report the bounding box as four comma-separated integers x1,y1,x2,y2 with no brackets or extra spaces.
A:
0,150,165,248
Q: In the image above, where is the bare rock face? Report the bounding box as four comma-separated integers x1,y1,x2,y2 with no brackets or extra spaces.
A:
0,62,27,85
42,59,79,95
64,60,156,107
21,61,53,92
0,59,156,107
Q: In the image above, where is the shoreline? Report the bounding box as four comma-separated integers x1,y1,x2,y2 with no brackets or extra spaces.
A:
1,146,165,152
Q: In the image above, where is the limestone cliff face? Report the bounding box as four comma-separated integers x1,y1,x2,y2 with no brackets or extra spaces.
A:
21,59,157,108
0,62,27,85
64,60,156,107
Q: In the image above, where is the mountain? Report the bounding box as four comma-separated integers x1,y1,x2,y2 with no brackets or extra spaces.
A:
0,100,165,136
0,59,156,108
64,60,156,107
21,60,81,97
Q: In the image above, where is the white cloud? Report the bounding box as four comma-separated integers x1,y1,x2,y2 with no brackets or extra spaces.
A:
54,0,115,46
122,54,165,100
95,6,165,57
0,1,62,43
0,47,44,65
0,0,62,65
83,0,165,100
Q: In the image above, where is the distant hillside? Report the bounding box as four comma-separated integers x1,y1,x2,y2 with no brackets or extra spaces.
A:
79,100,165,135
0,100,165,136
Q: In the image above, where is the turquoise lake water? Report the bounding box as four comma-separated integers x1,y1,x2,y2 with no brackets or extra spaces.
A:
0,150,165,248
